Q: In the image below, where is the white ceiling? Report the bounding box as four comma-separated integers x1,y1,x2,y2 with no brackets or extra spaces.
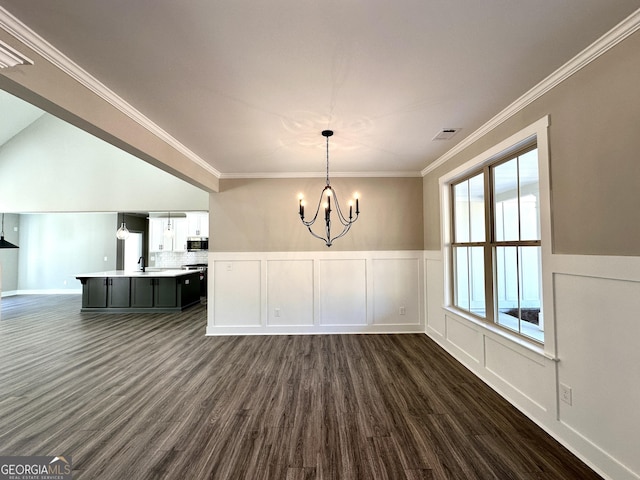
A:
1,1,639,176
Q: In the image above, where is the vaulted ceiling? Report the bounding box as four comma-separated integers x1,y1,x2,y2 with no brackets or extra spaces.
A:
1,1,639,176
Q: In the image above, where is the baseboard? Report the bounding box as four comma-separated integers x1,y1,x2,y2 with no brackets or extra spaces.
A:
14,289,82,295
207,324,424,336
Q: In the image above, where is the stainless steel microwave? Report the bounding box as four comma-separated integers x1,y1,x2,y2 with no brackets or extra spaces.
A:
187,237,208,251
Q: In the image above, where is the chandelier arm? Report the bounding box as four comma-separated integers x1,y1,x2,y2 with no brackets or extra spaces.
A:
330,191,353,227
331,190,361,227
299,187,330,226
300,209,320,227
306,224,331,245
329,223,353,244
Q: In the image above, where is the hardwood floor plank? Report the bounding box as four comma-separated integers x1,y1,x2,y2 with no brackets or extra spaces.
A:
0,295,603,480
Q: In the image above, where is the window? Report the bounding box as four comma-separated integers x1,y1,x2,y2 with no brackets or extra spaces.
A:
450,144,543,343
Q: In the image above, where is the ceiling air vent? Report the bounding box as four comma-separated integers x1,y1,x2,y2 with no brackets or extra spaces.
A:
432,128,460,141
0,40,33,69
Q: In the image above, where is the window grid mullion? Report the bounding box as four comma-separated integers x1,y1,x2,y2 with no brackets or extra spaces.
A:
492,240,541,247
484,165,495,325
516,246,522,335
466,246,471,313
517,155,522,242
449,186,457,306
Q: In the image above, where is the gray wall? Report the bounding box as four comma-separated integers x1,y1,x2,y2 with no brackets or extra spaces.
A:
424,29,640,256
0,213,20,292
17,213,117,291
211,177,423,252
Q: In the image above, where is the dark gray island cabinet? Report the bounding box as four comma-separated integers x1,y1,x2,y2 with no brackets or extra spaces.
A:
76,270,201,313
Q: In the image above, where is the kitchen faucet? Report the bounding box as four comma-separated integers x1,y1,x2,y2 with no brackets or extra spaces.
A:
138,256,145,272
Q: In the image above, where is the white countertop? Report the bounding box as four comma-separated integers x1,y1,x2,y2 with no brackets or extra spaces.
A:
76,269,197,278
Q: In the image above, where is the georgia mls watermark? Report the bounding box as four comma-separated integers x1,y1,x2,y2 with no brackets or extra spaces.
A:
0,456,72,480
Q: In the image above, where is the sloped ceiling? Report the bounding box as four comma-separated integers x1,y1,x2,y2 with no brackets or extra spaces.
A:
0,89,43,146
0,1,639,176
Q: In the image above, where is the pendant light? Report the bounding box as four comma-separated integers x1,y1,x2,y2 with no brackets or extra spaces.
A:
298,130,360,247
116,214,130,240
164,212,174,239
0,213,19,248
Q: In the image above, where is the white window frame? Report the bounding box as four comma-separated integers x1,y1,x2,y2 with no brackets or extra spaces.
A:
439,116,555,357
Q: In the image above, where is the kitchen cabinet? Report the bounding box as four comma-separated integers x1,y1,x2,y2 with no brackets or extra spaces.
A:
108,277,130,308
154,277,177,307
132,277,176,307
76,270,201,313
80,277,130,308
149,217,188,252
172,218,188,251
82,278,108,308
131,277,154,307
186,212,209,237
149,218,166,252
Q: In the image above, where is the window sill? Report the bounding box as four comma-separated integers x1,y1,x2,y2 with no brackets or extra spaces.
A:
442,306,557,362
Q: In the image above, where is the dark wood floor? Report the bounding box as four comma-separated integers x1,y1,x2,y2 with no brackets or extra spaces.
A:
0,295,601,480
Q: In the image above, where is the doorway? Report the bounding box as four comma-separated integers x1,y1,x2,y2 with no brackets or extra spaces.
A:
124,232,143,271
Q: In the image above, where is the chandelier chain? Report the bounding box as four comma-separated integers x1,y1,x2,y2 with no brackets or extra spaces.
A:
325,134,330,186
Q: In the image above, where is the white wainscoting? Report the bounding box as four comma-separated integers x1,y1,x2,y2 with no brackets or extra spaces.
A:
424,250,640,480
266,259,314,327
207,251,424,335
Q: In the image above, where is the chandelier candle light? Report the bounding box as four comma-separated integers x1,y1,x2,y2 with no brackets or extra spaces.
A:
298,130,360,247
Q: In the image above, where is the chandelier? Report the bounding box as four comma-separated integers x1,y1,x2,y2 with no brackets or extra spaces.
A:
298,130,360,247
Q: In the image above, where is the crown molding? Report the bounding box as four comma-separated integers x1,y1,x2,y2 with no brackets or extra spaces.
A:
422,8,640,177
0,38,32,68
2,5,638,181
0,6,221,179
220,170,422,179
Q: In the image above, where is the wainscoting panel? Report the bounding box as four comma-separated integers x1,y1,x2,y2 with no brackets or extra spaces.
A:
555,273,640,478
212,260,261,326
484,336,549,412
372,258,421,326
266,260,314,326
445,314,482,365
207,251,424,335
318,258,367,326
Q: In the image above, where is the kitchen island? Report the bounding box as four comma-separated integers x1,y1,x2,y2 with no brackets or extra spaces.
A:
76,269,201,313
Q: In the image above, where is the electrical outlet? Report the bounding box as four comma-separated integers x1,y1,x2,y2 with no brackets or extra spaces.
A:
399,306,406,315
560,383,572,405
274,308,281,318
